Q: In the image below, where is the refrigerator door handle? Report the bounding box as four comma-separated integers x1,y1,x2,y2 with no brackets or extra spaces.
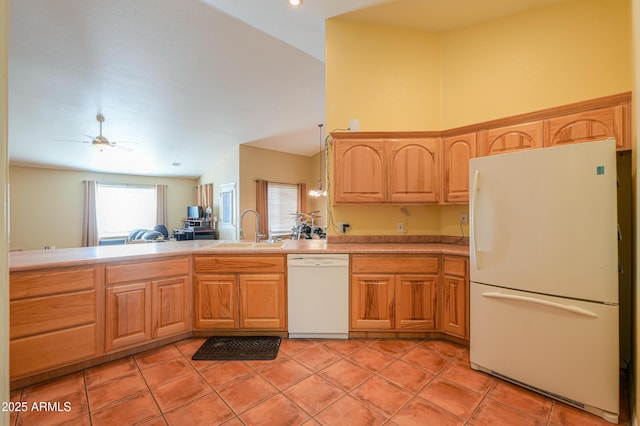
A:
481,292,598,318
470,169,480,269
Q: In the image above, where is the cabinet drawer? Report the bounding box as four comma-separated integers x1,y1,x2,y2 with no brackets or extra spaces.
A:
10,290,96,339
194,255,285,273
10,266,99,300
10,324,98,378
106,256,189,284
443,256,467,277
351,255,438,274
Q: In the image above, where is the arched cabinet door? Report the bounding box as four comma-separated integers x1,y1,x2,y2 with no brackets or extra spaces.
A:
443,133,476,203
388,138,440,203
478,121,543,156
544,106,625,150
333,139,386,203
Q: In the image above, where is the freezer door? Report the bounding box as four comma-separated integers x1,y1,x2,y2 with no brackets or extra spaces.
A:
470,282,619,419
469,139,618,303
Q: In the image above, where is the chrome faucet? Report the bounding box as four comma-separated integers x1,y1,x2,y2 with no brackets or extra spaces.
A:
239,208,262,243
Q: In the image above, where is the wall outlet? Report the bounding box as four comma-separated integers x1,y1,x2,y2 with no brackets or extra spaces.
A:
396,222,404,233
460,212,468,224
337,222,351,233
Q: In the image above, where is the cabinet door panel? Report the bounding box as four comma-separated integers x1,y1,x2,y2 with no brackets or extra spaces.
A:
239,274,285,329
395,275,437,330
388,138,440,203
442,275,467,338
479,121,543,156
152,277,190,338
195,275,238,329
333,139,386,203
351,274,395,330
443,133,476,203
544,106,624,150
105,282,151,352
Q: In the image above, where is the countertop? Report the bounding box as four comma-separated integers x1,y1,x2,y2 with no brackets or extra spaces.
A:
9,239,470,271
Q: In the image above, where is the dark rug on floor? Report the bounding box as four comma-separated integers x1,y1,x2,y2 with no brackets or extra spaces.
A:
192,336,281,361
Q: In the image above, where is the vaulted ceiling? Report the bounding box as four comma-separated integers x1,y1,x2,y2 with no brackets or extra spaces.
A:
8,0,564,177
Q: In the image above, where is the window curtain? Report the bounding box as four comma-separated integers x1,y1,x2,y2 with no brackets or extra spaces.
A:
194,183,213,212
156,184,168,226
297,183,307,215
82,180,98,247
256,179,269,236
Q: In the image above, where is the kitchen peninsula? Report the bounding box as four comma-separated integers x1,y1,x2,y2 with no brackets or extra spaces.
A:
9,239,468,389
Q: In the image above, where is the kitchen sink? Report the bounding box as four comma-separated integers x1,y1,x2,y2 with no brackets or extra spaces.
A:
203,241,287,249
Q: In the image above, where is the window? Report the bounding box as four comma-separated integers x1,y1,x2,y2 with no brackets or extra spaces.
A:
268,183,298,235
96,184,156,238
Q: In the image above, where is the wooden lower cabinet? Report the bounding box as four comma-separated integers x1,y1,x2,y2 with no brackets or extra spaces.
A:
351,274,395,330
193,255,287,331
104,256,191,352
195,274,238,329
350,254,469,339
105,282,152,352
350,255,439,332
441,256,469,339
239,274,286,329
395,274,438,330
9,266,104,379
152,277,191,339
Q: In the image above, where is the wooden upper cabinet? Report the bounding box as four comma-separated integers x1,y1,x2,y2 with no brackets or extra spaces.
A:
388,138,440,203
544,105,626,150
333,138,386,203
442,133,476,203
478,121,543,156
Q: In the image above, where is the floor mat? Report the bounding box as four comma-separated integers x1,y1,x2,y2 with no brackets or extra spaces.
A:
191,336,281,361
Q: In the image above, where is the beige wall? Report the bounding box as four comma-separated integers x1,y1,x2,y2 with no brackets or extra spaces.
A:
198,145,240,239
238,145,319,241
9,166,197,250
326,0,632,237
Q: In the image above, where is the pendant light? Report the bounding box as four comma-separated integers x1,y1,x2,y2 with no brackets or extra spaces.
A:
309,124,326,197
289,0,303,6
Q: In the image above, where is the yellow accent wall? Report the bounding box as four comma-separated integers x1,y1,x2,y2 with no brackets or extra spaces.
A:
440,0,632,128
326,0,632,237
326,20,442,132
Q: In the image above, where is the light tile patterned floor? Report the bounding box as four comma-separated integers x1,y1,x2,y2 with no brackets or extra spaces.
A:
9,338,629,425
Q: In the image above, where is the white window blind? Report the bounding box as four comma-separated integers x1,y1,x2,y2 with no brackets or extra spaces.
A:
268,183,298,235
96,184,157,238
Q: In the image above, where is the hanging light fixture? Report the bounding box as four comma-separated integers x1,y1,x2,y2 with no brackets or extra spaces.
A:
309,124,326,197
289,0,303,6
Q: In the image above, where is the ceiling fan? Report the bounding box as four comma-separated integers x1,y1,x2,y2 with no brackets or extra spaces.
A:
59,114,137,152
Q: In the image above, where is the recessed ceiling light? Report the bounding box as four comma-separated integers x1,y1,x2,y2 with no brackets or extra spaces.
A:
289,0,302,6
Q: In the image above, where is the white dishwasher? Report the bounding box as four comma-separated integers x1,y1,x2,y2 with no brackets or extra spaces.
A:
287,254,349,339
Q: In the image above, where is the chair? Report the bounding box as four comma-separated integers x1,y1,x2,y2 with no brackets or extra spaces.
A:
153,224,169,239
141,230,163,241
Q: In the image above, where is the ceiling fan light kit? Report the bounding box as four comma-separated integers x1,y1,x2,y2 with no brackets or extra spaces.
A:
58,114,136,153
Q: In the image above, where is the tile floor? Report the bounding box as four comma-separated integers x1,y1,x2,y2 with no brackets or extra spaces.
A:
9,337,630,426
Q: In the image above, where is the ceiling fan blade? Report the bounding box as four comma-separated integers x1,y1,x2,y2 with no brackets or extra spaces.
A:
55,139,90,144
111,142,135,152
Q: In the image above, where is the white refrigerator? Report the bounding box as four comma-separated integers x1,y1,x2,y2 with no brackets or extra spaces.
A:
469,139,619,423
